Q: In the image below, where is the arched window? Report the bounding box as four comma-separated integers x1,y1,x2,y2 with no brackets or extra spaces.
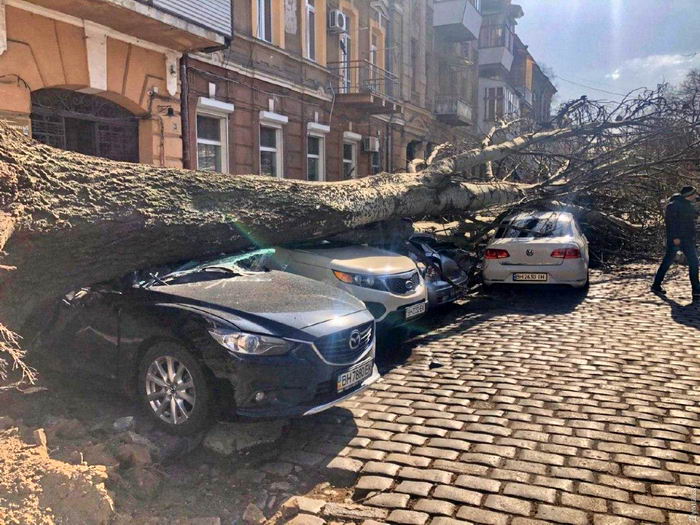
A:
31,89,139,163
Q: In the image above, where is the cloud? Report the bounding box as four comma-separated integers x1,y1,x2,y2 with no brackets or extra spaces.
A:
605,52,700,86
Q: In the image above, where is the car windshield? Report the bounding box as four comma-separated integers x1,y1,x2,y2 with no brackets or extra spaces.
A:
139,248,275,287
496,215,572,239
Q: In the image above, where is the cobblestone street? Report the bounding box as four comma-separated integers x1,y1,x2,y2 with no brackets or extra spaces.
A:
266,265,700,525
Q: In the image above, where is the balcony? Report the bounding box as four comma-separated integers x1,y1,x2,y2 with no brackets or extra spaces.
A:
328,60,402,114
21,0,232,51
479,45,514,72
435,96,473,126
433,0,482,42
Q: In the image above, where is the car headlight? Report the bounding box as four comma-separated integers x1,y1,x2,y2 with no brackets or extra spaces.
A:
333,270,383,290
208,328,292,356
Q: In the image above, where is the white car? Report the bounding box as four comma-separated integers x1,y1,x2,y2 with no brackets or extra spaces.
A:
271,243,428,328
482,211,589,288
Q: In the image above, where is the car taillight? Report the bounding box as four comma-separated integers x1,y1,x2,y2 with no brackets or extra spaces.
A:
551,248,581,259
485,249,510,259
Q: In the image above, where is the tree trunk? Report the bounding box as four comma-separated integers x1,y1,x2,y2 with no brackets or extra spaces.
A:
0,127,528,338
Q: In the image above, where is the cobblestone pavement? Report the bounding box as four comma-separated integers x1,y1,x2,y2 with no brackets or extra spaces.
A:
269,265,700,525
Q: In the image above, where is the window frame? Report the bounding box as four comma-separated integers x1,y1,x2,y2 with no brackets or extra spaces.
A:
256,0,273,43
339,30,352,93
342,140,357,179
195,99,232,173
306,133,325,181
305,0,317,61
259,125,283,178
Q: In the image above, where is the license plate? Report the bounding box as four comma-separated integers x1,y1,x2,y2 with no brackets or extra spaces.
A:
337,358,374,393
513,273,548,281
405,302,427,319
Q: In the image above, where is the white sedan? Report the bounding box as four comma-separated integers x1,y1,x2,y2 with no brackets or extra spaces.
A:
482,211,589,288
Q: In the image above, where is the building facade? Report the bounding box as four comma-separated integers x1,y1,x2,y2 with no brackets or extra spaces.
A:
1,0,554,177
184,0,484,181
476,0,555,134
0,0,232,168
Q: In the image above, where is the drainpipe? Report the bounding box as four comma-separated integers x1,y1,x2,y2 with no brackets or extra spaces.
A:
180,53,192,170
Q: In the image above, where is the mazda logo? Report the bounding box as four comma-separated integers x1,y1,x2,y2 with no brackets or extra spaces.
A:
348,330,362,350
405,279,415,291
526,249,534,256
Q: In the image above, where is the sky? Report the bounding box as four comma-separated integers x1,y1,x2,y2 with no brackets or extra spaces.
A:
514,0,700,107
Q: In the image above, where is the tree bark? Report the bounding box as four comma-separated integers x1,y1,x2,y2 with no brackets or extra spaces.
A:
0,126,529,337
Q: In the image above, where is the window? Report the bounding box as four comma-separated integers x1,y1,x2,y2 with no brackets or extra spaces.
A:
256,0,272,43
339,30,352,93
306,135,325,181
484,87,503,121
484,86,516,121
197,114,227,172
479,19,514,50
371,147,382,175
260,126,282,177
342,142,356,179
305,0,316,61
411,38,418,93
496,215,572,239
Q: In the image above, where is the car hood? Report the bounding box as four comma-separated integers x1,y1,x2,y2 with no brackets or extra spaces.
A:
147,270,367,333
289,246,418,275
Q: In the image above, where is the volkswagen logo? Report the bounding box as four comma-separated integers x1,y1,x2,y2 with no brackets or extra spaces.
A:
348,329,362,350
405,279,415,291
526,249,534,256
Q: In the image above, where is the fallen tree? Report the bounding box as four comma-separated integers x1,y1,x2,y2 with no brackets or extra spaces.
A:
2,80,700,380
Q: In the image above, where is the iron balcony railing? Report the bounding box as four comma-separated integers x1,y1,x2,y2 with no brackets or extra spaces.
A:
328,60,400,101
435,95,473,121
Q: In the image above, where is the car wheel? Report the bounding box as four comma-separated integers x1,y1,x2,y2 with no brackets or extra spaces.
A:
138,342,212,436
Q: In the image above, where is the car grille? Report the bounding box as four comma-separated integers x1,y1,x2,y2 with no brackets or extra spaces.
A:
314,321,373,364
384,271,421,295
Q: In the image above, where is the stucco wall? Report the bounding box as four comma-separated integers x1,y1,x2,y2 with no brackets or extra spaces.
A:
0,5,182,167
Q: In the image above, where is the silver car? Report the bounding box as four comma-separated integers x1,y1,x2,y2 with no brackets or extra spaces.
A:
482,211,590,288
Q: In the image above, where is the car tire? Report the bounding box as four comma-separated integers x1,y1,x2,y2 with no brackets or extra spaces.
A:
138,342,212,436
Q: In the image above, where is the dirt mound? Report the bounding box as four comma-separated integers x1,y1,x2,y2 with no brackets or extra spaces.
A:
0,426,114,525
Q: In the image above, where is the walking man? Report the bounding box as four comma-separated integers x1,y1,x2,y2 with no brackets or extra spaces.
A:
652,186,700,298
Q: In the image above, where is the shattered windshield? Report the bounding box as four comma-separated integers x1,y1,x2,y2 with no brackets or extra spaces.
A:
496,215,572,239
139,248,276,287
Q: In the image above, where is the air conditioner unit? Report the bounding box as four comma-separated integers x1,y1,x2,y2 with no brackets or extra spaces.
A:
328,10,348,33
362,136,380,152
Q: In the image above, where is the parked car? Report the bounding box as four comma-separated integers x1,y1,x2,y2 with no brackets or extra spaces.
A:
27,249,379,435
383,233,474,308
482,211,589,288
270,243,428,329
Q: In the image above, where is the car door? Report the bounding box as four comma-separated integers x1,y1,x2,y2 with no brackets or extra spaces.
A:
60,287,122,381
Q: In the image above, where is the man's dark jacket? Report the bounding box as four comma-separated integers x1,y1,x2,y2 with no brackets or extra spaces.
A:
666,194,697,241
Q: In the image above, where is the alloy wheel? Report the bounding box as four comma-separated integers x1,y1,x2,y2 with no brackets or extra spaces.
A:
145,356,196,425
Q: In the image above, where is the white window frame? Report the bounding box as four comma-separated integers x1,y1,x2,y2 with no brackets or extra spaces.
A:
343,131,361,179
259,110,288,178
196,97,234,173
307,135,325,181
305,0,316,61
257,0,272,43
307,122,330,181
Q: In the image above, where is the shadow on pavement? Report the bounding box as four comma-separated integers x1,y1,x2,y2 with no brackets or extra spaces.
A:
657,293,700,329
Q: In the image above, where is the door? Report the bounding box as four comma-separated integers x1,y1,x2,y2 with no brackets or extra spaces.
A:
59,289,122,381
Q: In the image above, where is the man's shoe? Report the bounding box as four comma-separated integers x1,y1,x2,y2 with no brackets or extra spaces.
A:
650,285,666,295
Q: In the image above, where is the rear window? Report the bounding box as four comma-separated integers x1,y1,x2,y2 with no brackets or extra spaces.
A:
496,215,572,238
